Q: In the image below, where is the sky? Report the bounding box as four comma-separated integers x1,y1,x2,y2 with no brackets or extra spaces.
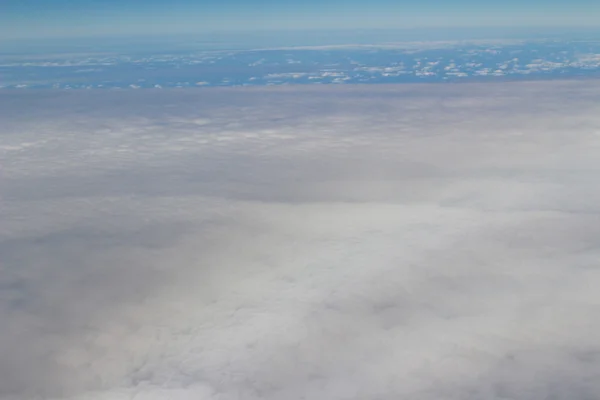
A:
2,82,600,399
2,0,600,40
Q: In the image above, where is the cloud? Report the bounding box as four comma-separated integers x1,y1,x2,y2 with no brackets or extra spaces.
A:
1,82,600,399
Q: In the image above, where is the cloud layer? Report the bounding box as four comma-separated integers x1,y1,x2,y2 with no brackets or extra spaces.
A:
2,82,600,399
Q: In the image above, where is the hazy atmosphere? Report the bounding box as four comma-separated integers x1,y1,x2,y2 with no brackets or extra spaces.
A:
2,83,600,399
3,0,599,39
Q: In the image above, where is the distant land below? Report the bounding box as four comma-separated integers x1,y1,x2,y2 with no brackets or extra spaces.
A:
2,33,600,89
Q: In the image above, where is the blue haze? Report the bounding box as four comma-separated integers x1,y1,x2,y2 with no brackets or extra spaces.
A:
2,0,600,39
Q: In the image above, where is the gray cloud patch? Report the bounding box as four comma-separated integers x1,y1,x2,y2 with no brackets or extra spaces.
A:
1,82,600,399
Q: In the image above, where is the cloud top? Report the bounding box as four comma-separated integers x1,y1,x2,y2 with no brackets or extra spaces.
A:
1,82,600,399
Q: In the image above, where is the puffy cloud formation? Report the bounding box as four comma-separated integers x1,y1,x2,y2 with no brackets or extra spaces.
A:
1,82,600,399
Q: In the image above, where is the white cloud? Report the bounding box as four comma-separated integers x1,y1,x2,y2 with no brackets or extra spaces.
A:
1,82,600,399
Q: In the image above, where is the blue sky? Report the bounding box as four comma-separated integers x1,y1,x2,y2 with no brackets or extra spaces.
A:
2,0,600,39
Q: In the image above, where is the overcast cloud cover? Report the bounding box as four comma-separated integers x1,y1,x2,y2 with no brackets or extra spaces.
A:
2,82,600,399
